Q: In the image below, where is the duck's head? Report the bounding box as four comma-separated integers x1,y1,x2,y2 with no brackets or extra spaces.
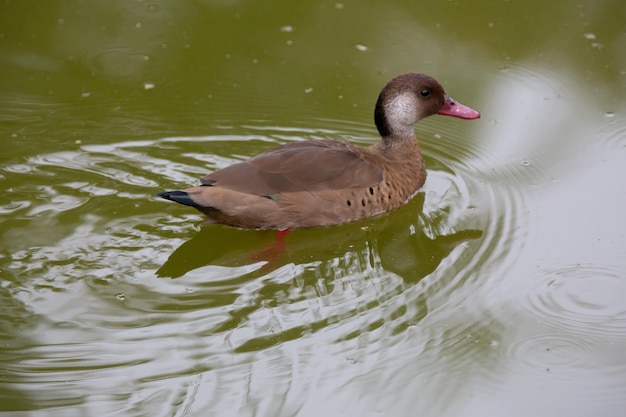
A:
374,72,480,139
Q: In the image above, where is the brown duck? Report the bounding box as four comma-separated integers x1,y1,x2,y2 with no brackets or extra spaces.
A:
158,72,480,229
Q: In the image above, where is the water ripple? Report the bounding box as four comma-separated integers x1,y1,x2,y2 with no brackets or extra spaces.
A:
495,262,626,408
525,264,626,337
507,333,593,372
592,112,626,153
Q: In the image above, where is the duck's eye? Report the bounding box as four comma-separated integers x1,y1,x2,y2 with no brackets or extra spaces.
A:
420,89,431,97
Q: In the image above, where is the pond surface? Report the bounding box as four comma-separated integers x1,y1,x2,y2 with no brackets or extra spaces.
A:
1,1,625,416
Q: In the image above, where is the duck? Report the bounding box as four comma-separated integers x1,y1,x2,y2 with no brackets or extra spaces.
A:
158,72,480,230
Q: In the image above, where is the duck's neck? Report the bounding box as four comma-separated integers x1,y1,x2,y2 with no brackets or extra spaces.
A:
373,134,420,154
374,92,419,140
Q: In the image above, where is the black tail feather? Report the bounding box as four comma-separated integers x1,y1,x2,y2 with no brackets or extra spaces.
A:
158,191,203,209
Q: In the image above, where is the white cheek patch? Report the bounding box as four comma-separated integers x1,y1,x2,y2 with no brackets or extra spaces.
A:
386,93,418,130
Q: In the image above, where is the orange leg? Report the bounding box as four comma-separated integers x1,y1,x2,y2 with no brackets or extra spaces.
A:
249,229,291,266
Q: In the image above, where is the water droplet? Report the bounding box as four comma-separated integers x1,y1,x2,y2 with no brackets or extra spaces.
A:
115,293,126,301
147,3,159,12
355,44,368,52
584,33,596,40
521,159,532,167
605,112,615,118
280,25,294,33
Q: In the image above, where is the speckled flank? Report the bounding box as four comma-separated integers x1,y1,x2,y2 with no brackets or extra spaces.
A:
277,138,427,229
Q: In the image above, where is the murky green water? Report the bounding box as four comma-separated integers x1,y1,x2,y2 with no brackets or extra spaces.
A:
1,1,625,416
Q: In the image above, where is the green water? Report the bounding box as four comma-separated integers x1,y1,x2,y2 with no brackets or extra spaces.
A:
1,1,625,416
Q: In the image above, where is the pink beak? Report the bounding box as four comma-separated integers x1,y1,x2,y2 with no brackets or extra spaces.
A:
437,95,480,120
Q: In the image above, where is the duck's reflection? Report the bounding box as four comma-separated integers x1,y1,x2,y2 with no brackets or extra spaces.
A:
157,193,482,283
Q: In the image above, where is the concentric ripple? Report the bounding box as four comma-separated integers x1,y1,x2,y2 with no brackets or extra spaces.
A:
497,262,626,410
506,332,593,372
525,264,626,337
